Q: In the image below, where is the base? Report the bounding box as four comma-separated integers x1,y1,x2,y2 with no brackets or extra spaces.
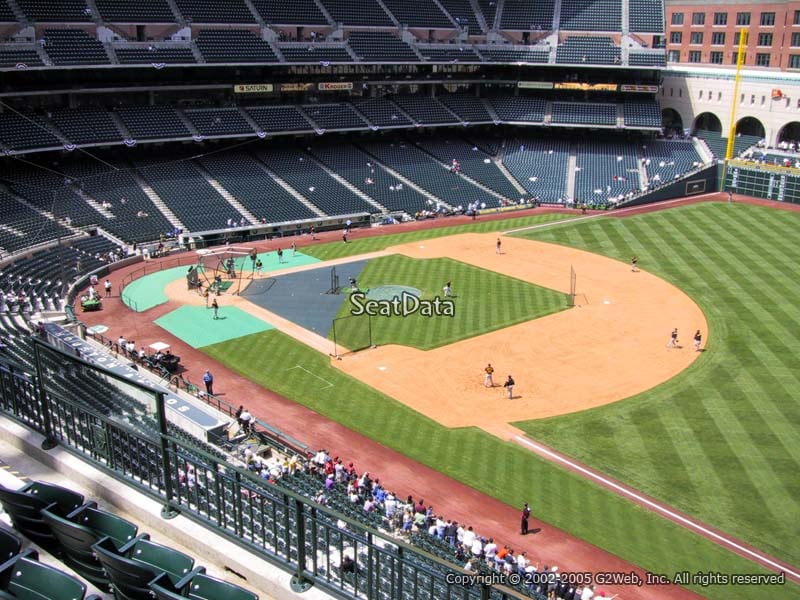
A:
40,438,58,450
290,575,313,593
160,504,180,520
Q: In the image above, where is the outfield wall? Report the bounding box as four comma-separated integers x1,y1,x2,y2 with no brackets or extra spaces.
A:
723,160,800,205
620,164,719,207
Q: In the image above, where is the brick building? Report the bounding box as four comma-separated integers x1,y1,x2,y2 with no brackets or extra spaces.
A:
666,0,800,70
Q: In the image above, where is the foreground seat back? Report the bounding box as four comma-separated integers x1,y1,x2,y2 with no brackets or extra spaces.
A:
0,554,87,600
0,530,22,564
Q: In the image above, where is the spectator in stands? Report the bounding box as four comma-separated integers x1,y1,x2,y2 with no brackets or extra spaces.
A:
238,407,254,433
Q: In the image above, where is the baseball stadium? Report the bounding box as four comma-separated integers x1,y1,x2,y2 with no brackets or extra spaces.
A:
0,1,798,600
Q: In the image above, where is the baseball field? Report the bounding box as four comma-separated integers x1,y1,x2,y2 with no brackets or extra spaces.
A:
111,204,800,599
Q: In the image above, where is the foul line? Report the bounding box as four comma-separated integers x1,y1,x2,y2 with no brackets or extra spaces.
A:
286,365,334,389
502,196,717,236
513,435,800,582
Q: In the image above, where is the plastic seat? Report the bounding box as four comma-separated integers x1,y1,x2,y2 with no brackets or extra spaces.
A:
41,504,138,589
150,572,258,600
0,482,84,555
0,530,22,563
92,536,197,600
0,553,92,600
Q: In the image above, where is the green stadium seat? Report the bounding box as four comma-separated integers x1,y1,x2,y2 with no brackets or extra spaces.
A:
92,536,198,600
0,482,84,555
150,572,258,600
0,530,22,564
41,504,138,590
0,553,91,600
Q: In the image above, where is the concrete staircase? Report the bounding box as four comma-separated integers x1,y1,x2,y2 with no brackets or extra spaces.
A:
311,0,337,26
72,186,115,220
375,0,402,28
355,145,455,210
250,159,326,217
566,145,577,200
469,0,488,31
495,146,528,196
481,97,501,122
189,41,205,63
165,0,185,25
109,112,133,141
636,146,649,189
242,0,265,26
192,162,260,225
493,0,504,29
175,108,201,137
304,152,388,213
130,172,187,231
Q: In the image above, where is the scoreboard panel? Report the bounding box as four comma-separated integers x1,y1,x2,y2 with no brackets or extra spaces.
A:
724,161,800,205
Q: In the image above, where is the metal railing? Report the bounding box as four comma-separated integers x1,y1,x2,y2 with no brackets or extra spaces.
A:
0,341,531,600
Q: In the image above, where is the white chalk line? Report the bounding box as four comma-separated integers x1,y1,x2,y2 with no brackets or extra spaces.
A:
286,365,333,389
513,435,800,581
502,195,717,235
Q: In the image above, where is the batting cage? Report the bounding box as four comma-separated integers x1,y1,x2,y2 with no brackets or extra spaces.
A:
193,247,254,296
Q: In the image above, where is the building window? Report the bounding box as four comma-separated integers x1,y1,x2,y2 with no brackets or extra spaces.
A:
790,55,800,68
679,89,682,98
692,12,705,25
795,10,800,25
732,52,746,64
712,32,725,45
713,12,727,26
668,49,680,62
690,32,703,44
792,33,800,47
671,12,684,25
755,53,771,67
760,12,775,26
710,51,724,64
689,50,702,62
734,31,742,45
736,12,751,26
670,31,682,44
698,90,703,100
758,33,773,46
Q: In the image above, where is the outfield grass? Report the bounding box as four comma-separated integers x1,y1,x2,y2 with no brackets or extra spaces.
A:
512,202,800,567
202,328,798,599
330,255,567,350
303,212,575,260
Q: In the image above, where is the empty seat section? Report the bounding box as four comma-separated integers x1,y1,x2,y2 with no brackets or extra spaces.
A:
198,152,318,223
574,141,639,204
360,141,498,208
115,45,195,64
250,0,327,25
0,48,44,68
628,51,666,67
478,45,548,63
551,102,616,126
0,553,92,600
302,104,367,129
642,140,704,184
61,162,174,243
489,97,545,123
95,0,175,22
184,109,254,136
0,192,66,253
476,0,497,28
244,106,311,132
173,0,254,23
437,0,481,33
16,0,91,22
347,32,418,62
382,0,451,27
257,148,375,215
278,44,352,62
392,95,458,125
116,106,190,140
556,36,620,65
43,29,109,65
500,0,555,30
416,138,522,199
0,111,61,150
623,99,661,128
559,0,622,32
50,108,122,144
503,138,569,203
319,0,391,26
629,0,665,33
310,143,429,213
352,97,411,127
437,95,492,122
0,1,16,21
135,160,244,231
416,45,480,62
195,29,277,62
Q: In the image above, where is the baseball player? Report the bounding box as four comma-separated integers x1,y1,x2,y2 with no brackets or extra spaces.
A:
667,328,679,348
484,363,494,387
693,330,702,352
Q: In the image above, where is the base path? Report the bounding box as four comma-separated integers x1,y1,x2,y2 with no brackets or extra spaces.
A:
334,232,707,429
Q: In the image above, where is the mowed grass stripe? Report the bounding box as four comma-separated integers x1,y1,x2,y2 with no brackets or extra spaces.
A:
304,213,574,261
330,255,567,350
513,202,800,565
203,327,800,598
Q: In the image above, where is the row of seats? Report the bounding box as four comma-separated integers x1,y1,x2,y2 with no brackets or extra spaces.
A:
1,0,664,34
0,32,663,70
0,480,257,600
